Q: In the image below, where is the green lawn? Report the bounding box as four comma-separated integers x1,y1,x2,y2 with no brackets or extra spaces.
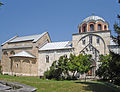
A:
0,75,119,92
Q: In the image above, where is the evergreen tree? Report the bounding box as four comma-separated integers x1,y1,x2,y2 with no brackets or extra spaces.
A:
0,1,3,6
113,0,120,45
96,1,120,85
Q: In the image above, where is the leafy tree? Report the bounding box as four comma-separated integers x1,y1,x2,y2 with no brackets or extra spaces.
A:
44,56,69,80
96,55,112,80
44,54,92,80
67,54,78,78
76,54,92,75
96,53,120,85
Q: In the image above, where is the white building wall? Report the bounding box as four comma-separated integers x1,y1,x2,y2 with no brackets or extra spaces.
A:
38,49,73,76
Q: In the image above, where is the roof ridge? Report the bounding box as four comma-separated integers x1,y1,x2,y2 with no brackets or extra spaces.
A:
16,32,47,38
1,35,18,46
7,32,48,43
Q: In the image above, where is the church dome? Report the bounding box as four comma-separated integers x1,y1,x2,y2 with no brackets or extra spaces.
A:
83,16,105,22
79,15,109,33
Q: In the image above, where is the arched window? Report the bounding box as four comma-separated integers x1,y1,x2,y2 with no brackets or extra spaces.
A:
98,24,102,30
104,25,107,30
90,24,94,31
23,59,30,63
46,55,49,63
83,26,86,32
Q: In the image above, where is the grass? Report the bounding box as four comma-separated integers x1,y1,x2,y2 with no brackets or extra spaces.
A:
0,75,119,92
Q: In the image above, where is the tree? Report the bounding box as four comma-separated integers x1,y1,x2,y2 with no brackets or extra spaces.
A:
109,52,120,85
96,55,112,80
44,56,69,80
76,54,92,75
44,54,92,80
113,0,120,45
110,0,120,85
67,54,78,78
0,1,3,6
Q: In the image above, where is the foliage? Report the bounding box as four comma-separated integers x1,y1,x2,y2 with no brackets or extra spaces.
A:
110,0,120,85
96,55,112,80
110,52,120,85
76,54,92,74
44,56,68,80
113,0,120,46
0,1,3,6
96,53,120,85
0,65,2,74
96,0,120,86
44,54,92,80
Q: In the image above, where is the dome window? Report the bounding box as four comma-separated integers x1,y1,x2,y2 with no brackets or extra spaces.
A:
90,24,94,31
104,25,107,30
98,24,102,30
83,26,86,32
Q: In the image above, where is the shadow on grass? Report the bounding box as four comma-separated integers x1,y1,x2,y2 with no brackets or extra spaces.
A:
75,81,119,92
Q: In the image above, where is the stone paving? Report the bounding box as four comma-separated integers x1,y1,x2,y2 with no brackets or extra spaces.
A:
0,80,37,92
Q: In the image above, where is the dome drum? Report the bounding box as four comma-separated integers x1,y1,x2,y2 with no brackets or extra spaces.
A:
79,16,109,33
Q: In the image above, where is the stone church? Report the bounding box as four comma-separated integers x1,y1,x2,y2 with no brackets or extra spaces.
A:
1,15,114,77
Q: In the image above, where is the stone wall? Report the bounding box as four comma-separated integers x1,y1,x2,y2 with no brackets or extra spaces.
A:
38,49,73,76
72,30,111,55
1,32,51,76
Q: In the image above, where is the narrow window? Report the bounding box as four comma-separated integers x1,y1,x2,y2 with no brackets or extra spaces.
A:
90,24,94,31
98,24,102,30
83,26,86,32
16,64,18,68
96,37,100,44
83,51,85,55
64,54,67,58
46,55,49,63
104,25,107,30
82,38,86,45
89,35,92,44
3,51,8,55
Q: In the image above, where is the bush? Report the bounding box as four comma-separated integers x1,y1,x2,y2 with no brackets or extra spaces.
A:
44,68,65,81
0,65,2,74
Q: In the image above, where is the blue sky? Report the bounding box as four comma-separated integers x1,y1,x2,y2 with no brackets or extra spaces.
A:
0,0,119,45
